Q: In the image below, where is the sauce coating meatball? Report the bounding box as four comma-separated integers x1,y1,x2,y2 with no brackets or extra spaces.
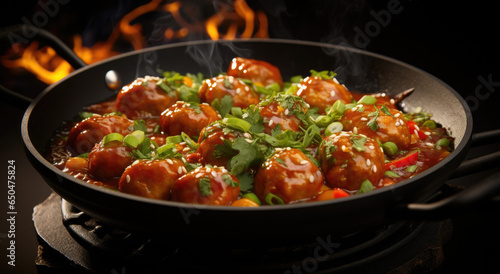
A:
319,132,385,191
171,166,240,206
118,159,186,200
295,76,353,114
341,104,411,149
199,75,259,109
67,115,134,155
88,140,134,180
116,76,178,119
226,57,283,88
254,148,323,204
159,101,220,137
195,123,243,168
258,95,307,135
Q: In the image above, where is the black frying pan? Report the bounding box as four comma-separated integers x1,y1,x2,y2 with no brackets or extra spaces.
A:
4,27,500,244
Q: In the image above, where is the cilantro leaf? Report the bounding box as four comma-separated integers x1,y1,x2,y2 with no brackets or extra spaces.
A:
134,119,147,132
211,94,233,118
243,107,265,134
236,173,255,192
229,137,266,175
221,173,239,187
350,135,367,152
198,177,212,196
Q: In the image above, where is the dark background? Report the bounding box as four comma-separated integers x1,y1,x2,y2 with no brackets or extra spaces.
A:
1,1,499,273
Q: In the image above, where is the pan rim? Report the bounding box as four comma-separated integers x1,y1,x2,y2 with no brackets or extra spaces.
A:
21,38,473,212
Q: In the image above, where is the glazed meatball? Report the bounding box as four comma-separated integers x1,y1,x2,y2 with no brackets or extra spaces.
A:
254,148,324,204
116,76,178,119
67,115,134,155
118,159,186,200
258,94,308,135
199,74,259,109
295,75,353,114
195,123,243,168
341,104,411,149
171,166,240,206
159,101,220,138
87,140,134,180
226,57,283,88
319,132,385,191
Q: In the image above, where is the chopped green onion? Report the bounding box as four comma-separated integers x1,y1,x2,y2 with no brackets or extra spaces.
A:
345,103,356,110
222,117,252,132
422,120,437,129
329,100,346,116
266,83,281,93
242,193,261,205
436,138,450,147
314,115,334,127
265,193,285,205
290,75,302,83
405,165,418,173
357,95,377,105
102,133,124,145
325,122,343,136
231,107,243,118
181,132,199,149
356,180,373,194
385,170,400,178
381,141,399,156
166,135,183,144
79,112,94,120
123,130,145,148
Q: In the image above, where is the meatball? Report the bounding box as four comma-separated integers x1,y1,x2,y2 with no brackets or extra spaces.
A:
258,94,308,135
341,104,411,149
87,140,134,180
171,166,240,206
199,75,259,109
295,75,353,114
67,115,134,155
159,101,220,138
254,148,323,204
116,76,178,119
226,57,283,88
195,123,243,168
319,132,385,191
118,159,186,200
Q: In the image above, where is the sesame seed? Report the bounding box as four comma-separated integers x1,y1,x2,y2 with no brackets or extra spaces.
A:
242,113,249,118
361,117,368,121
415,124,420,131
297,89,303,96
178,166,183,175
269,119,274,126
284,109,290,116
245,138,253,143
300,160,308,165
211,171,217,177
196,173,203,178
342,145,346,152
179,142,186,145
390,99,395,104
425,131,431,136
353,127,358,134
394,113,400,117
372,165,377,172
309,175,315,183
132,160,139,165
316,170,322,177
244,133,251,138
206,167,211,173
228,76,234,84
126,175,130,183
244,86,249,91
366,159,371,166
235,88,241,94
330,90,336,97
286,147,291,150
183,147,191,152
395,121,400,127
369,145,375,150
333,78,340,84
166,159,174,165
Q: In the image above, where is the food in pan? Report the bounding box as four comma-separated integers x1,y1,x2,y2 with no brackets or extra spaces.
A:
46,57,454,206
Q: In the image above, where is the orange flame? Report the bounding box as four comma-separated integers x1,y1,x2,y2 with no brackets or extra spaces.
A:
1,0,269,85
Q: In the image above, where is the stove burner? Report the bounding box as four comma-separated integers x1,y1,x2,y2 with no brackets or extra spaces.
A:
33,193,451,273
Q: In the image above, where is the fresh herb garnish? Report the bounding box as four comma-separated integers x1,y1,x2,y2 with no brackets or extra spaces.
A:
221,173,239,187
198,177,212,196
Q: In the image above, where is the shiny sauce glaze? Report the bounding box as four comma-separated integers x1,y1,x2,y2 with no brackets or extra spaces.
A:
46,57,454,206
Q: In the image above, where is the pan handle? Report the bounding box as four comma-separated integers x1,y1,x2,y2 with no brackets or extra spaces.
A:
0,24,87,108
393,171,500,220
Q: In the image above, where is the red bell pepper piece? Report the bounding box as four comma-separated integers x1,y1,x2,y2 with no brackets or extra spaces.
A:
385,150,419,170
407,120,427,140
315,188,350,201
